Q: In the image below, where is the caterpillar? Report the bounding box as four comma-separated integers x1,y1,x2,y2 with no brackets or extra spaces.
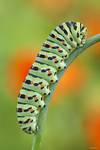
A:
17,21,87,134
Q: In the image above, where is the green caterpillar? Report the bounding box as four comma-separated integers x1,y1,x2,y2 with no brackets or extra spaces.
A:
17,21,87,134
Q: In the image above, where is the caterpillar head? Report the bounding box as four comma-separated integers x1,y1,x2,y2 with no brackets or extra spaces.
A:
68,21,87,47
80,23,87,45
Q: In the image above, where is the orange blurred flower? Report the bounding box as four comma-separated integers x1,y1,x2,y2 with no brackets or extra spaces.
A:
85,109,100,150
7,48,38,95
52,61,88,104
84,10,100,57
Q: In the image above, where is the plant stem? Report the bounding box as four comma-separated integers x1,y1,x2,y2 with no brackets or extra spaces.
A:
32,34,100,150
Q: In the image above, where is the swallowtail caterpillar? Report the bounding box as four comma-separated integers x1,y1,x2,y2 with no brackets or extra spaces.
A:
17,21,87,134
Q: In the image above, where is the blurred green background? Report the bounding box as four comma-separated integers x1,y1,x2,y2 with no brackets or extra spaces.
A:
0,0,100,149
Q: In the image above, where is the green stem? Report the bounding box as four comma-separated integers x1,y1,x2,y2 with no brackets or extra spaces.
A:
32,34,100,150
